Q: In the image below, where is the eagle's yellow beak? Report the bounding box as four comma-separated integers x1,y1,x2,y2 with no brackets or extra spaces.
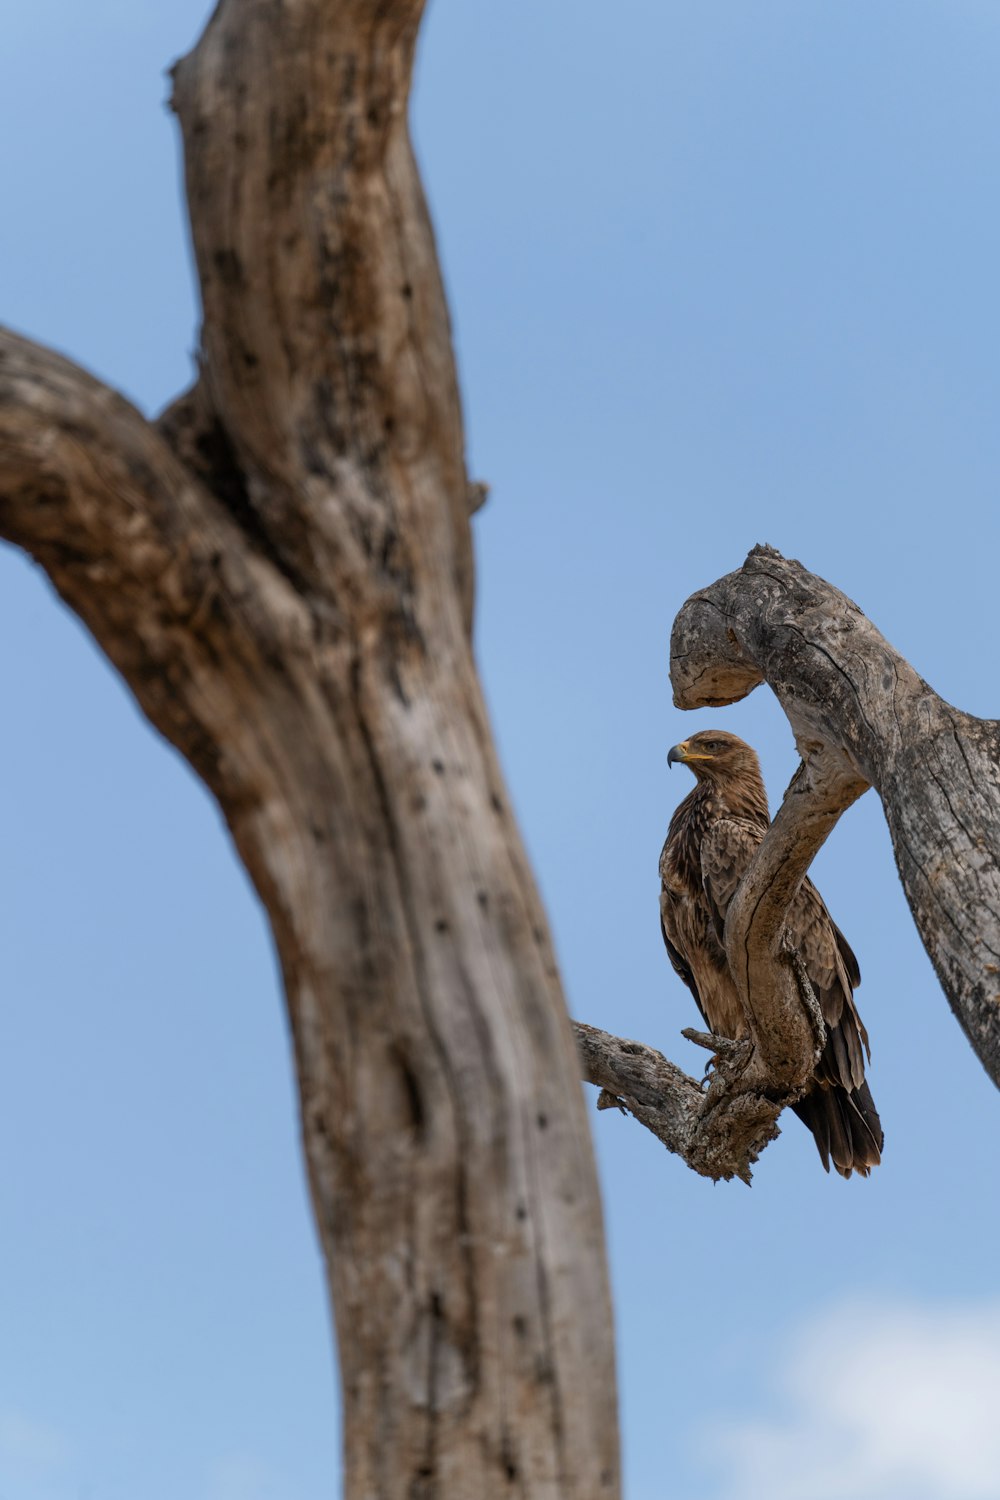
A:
667,741,711,768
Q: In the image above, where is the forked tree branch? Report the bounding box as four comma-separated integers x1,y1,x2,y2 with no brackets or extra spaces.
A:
672,544,1000,1088
577,544,1000,1179
0,330,310,796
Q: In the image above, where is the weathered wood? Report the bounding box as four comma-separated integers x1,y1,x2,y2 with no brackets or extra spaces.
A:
575,544,1000,1179
573,1021,782,1185
0,0,621,1493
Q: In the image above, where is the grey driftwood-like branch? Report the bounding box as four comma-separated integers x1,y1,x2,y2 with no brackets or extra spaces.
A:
575,543,1000,1183
572,1020,786,1186
671,544,1000,1089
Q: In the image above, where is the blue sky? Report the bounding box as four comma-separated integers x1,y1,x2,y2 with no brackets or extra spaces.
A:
3,2,1000,1497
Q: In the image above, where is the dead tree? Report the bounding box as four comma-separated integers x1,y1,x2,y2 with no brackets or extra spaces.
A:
3,0,999,1493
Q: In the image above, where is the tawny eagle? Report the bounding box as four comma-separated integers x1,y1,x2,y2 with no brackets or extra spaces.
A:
660,729,882,1178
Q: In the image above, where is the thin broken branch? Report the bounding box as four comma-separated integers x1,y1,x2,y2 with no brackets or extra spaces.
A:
573,1021,781,1184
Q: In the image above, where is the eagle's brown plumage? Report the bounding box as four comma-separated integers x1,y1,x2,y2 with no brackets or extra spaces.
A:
660,729,883,1178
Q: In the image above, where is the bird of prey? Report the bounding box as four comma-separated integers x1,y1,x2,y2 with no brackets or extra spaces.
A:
660,729,882,1178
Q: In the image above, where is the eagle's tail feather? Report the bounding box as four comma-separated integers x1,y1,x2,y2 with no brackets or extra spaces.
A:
792,1080,883,1180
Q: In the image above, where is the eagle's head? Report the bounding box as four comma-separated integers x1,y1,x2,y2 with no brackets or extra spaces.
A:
667,729,763,785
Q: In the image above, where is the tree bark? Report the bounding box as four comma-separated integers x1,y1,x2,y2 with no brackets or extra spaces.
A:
0,2,619,1494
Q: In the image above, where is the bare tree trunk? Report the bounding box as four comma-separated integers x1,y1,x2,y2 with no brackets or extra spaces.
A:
0,2,619,1494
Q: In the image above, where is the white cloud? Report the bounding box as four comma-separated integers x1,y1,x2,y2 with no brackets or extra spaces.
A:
0,1409,67,1471
0,1409,70,1500
206,1453,282,1500
701,1298,1000,1500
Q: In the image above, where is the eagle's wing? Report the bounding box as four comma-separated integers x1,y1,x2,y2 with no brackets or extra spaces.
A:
786,875,882,1173
701,817,882,1176
699,817,761,945
659,915,701,1009
660,823,737,1035
793,876,869,1088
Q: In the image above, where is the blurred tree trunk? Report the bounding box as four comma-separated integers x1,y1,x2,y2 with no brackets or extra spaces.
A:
0,2,619,1495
